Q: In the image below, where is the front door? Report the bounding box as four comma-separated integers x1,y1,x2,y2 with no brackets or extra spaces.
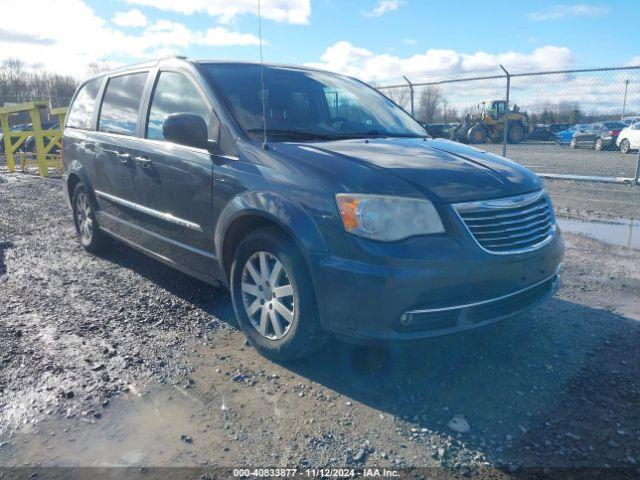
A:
134,70,218,276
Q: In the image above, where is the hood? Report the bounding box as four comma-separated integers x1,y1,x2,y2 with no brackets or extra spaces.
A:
277,138,542,203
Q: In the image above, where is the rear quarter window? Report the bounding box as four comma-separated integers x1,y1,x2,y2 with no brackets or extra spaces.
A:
66,78,102,129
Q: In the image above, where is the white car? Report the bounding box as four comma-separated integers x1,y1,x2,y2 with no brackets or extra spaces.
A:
622,116,640,126
616,123,640,153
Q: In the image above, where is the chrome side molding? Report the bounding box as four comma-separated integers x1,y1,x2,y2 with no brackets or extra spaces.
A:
94,189,203,232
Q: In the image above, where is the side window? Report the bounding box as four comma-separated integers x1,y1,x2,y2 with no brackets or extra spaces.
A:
98,72,148,136
66,78,102,129
146,71,216,141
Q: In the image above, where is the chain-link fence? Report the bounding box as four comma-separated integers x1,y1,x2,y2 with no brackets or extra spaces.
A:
376,66,640,183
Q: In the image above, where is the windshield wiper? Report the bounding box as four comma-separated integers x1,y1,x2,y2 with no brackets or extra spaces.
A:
247,128,335,141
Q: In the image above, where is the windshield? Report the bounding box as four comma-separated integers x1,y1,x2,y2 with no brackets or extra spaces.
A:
603,121,625,129
200,64,427,142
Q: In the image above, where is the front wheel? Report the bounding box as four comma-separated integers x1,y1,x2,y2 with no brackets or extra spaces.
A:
594,139,603,151
619,139,631,154
230,228,329,361
467,125,488,144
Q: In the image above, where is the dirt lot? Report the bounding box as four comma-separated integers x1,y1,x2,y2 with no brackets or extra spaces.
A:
0,174,639,479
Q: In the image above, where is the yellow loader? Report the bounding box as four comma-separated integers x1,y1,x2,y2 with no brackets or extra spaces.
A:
451,100,530,144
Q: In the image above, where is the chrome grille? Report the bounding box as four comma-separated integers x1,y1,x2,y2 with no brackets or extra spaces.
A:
454,191,555,254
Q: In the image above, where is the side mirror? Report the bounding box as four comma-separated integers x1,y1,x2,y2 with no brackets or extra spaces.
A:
163,113,209,150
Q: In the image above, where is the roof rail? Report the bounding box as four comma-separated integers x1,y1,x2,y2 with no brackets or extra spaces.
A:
160,55,187,61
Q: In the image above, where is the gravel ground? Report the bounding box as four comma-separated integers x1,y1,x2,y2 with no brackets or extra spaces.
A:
482,142,640,180
0,174,639,479
544,178,640,220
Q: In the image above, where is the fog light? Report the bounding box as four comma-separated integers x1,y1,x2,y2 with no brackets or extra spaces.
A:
399,313,412,326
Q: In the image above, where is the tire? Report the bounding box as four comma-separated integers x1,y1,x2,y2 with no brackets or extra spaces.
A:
570,138,577,149
467,125,488,144
72,183,108,253
619,139,631,154
507,123,526,144
594,139,603,151
230,227,330,361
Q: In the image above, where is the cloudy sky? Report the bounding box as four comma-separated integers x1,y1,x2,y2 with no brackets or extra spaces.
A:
0,0,638,82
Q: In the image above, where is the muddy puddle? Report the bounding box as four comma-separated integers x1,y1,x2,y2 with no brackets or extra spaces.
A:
0,384,222,467
558,216,639,250
0,335,349,468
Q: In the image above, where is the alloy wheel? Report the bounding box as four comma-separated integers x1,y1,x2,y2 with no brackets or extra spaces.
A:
241,251,294,340
620,140,630,154
75,192,93,245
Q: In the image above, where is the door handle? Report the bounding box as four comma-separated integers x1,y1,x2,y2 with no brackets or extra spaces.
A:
116,152,131,164
135,156,151,168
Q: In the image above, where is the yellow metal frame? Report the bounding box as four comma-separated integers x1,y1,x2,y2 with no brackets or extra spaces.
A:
0,101,67,177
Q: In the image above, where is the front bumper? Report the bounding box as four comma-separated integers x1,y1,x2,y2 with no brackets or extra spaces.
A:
310,230,564,343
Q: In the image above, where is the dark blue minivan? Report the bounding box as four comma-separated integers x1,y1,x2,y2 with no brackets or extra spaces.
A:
62,57,564,360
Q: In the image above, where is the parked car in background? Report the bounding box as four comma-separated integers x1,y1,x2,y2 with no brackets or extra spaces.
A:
548,123,570,134
528,124,556,141
0,124,32,154
23,121,60,154
0,121,60,154
617,122,640,153
61,57,563,361
621,116,640,127
422,122,457,139
570,121,627,150
555,124,590,145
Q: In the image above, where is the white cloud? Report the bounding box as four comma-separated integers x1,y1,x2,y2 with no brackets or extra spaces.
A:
402,38,417,45
306,41,574,81
0,0,262,77
363,0,402,18
310,46,634,119
123,0,311,24
628,56,640,66
112,9,148,28
528,4,609,21
202,27,261,46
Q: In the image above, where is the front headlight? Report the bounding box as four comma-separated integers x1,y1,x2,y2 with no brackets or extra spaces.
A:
335,194,444,241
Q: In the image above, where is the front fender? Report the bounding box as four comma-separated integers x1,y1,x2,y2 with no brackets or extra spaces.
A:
214,190,329,270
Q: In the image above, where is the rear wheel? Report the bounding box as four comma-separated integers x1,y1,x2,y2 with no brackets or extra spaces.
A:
594,138,603,151
72,183,108,253
230,228,329,361
620,139,631,154
507,123,526,143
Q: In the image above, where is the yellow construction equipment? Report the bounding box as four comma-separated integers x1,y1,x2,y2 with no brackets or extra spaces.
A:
450,99,530,144
0,101,67,177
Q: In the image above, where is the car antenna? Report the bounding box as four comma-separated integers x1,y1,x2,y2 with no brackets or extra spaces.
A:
258,0,269,150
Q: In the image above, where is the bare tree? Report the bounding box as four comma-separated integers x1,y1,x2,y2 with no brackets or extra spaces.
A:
416,86,441,123
0,58,79,122
88,61,111,75
385,86,410,112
